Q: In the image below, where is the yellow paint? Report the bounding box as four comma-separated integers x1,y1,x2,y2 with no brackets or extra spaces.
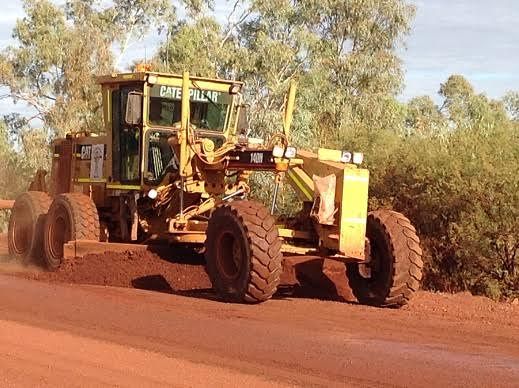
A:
318,148,344,163
98,73,146,84
285,148,369,259
283,80,297,140
106,184,141,190
101,86,112,129
169,233,206,244
231,103,241,137
180,71,190,177
76,178,107,183
277,228,312,240
146,74,240,93
140,83,150,186
339,168,369,260
288,158,304,166
286,167,314,201
281,244,318,255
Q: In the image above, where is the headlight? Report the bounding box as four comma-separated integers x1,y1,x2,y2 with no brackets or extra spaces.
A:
353,152,364,165
284,146,297,159
341,151,352,163
147,189,158,199
272,145,285,158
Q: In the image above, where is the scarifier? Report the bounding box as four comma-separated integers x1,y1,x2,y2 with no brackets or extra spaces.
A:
7,67,424,307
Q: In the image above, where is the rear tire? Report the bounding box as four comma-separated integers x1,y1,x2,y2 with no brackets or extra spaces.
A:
347,210,423,308
8,192,52,263
43,193,100,270
205,200,282,303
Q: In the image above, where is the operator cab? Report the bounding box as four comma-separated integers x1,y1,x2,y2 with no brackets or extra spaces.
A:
145,83,234,183
98,71,245,188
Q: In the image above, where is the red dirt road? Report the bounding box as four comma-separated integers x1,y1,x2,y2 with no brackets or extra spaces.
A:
1,241,519,386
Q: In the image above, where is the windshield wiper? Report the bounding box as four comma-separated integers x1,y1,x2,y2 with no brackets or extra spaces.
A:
191,81,221,111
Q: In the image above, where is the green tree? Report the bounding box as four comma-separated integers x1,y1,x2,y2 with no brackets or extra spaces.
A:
0,0,172,137
0,119,50,231
153,0,415,215
0,0,172,229
503,91,519,122
368,76,519,299
439,74,508,132
405,95,446,136
303,0,415,144
156,0,415,147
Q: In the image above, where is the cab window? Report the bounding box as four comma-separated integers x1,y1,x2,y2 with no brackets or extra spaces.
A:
148,84,232,131
145,130,178,184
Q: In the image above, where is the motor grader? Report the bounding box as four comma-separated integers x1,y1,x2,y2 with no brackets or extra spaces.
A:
7,69,423,307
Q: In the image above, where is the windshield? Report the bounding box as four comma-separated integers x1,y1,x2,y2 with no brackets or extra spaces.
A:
149,84,232,131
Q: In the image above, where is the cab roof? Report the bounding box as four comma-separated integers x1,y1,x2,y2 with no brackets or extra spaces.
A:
96,71,244,88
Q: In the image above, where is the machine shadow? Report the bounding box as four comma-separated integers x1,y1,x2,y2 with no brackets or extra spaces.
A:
130,245,218,300
130,273,218,301
274,257,358,304
130,250,358,305
146,244,206,265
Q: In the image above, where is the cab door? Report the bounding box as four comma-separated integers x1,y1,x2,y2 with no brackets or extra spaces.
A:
111,84,143,185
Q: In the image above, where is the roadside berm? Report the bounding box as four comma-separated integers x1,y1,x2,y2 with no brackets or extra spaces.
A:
0,233,355,301
2,234,519,329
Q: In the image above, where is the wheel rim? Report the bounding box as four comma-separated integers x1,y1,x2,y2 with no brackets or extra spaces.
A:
215,230,242,280
360,239,383,280
48,207,71,261
11,204,32,255
362,227,391,294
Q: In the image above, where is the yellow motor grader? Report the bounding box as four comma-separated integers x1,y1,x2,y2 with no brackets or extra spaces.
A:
7,69,423,306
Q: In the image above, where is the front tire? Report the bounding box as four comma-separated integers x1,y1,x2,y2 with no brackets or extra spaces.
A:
347,210,423,307
43,193,100,270
205,200,282,303
8,191,52,263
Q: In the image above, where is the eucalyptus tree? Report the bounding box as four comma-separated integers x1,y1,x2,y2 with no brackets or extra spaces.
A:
0,0,172,137
156,0,415,148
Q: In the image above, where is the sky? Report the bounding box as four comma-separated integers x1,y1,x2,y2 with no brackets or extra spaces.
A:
403,0,519,100
0,0,518,118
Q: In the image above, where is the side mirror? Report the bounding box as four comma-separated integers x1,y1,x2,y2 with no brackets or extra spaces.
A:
229,83,242,95
125,92,143,125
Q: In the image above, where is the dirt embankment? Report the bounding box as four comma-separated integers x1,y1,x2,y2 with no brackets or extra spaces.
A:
5,249,354,301
0,232,210,292
1,232,518,326
8,249,212,294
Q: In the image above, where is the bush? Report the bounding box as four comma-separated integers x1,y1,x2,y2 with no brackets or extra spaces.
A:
362,126,519,299
0,124,51,232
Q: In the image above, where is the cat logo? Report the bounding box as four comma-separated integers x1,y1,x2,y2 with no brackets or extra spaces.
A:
250,152,264,164
80,145,92,160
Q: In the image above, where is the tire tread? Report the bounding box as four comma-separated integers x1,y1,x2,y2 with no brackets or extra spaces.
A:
348,210,424,308
205,200,282,303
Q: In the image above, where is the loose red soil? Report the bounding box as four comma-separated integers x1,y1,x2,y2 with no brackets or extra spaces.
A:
2,232,519,386
1,233,518,327
19,249,212,293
